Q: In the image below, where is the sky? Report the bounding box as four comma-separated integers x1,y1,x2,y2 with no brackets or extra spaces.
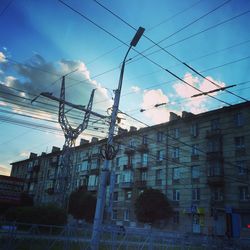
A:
0,0,250,175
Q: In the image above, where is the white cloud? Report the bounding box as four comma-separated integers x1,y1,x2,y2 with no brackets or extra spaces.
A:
19,151,30,158
141,89,170,124
173,72,226,113
0,100,7,106
0,165,10,176
0,52,6,63
131,86,141,93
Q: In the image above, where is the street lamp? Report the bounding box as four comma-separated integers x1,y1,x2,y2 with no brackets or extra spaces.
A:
91,27,145,250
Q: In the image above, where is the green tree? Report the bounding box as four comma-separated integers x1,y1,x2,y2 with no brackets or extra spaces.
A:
5,204,67,225
134,188,172,224
68,186,96,222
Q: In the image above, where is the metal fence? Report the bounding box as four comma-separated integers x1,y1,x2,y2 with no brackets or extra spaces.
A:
0,221,249,250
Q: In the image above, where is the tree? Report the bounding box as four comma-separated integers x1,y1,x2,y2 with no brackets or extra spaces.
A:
134,188,172,224
68,186,96,222
5,204,67,225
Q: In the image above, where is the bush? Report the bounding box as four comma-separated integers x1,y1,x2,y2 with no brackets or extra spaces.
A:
68,187,96,222
134,188,172,224
5,204,67,226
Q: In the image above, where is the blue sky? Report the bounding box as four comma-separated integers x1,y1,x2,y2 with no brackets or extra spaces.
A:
0,0,250,175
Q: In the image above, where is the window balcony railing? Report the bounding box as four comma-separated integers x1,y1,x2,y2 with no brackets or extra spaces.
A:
120,181,133,189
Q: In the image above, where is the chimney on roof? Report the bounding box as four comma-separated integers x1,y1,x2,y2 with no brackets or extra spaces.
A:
130,126,137,132
182,111,194,118
169,112,180,121
41,152,46,156
29,153,37,159
91,137,99,143
52,146,60,153
118,127,128,135
80,138,89,145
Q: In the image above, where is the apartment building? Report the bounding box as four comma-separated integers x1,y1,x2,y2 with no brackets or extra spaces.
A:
10,101,250,237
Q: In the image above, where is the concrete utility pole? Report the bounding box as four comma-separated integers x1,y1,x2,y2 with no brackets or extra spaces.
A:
91,27,145,250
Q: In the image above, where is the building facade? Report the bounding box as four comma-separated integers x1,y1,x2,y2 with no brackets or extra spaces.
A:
10,102,250,237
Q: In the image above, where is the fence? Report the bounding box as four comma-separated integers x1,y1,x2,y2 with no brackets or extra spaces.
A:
0,221,249,250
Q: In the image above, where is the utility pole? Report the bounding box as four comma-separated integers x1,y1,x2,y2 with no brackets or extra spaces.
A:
91,27,145,250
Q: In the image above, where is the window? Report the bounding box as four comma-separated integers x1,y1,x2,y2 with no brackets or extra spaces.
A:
80,161,88,171
239,186,249,201
157,131,164,142
173,211,179,224
192,144,199,156
125,190,132,200
192,188,200,201
141,153,148,165
90,159,100,170
157,150,164,161
113,192,118,201
156,169,163,180
211,118,220,130
116,157,120,167
128,155,135,167
124,209,130,221
235,136,245,149
234,112,244,127
208,161,223,176
212,188,223,201
173,189,180,201
142,135,148,144
112,209,118,220
130,139,135,147
190,123,199,137
191,166,200,179
172,147,179,159
122,171,133,183
173,128,179,139
236,161,247,175
173,168,181,180
141,171,147,181
88,175,98,187
207,139,221,152
115,174,120,184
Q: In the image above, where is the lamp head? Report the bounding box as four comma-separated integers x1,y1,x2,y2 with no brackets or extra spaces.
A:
130,27,145,47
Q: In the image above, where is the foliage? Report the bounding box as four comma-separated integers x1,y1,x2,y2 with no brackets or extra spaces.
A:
134,188,172,224
5,204,67,225
20,192,34,207
68,186,96,222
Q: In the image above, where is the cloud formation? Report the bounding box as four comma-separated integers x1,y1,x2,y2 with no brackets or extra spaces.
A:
0,165,10,176
141,89,170,124
0,51,112,125
173,72,226,113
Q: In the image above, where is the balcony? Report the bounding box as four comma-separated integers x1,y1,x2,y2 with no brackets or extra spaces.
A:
207,175,224,186
46,187,54,195
87,185,98,191
89,168,100,175
191,155,199,161
137,143,149,152
135,180,147,188
120,181,133,189
210,198,224,207
206,151,223,160
135,162,148,169
235,148,246,157
206,129,222,138
124,147,135,155
123,164,133,170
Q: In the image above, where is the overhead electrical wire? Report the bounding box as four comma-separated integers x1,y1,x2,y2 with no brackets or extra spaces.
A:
57,0,232,107
92,0,248,103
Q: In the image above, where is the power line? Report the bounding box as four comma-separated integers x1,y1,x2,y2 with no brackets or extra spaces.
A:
93,0,248,102
58,0,232,107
